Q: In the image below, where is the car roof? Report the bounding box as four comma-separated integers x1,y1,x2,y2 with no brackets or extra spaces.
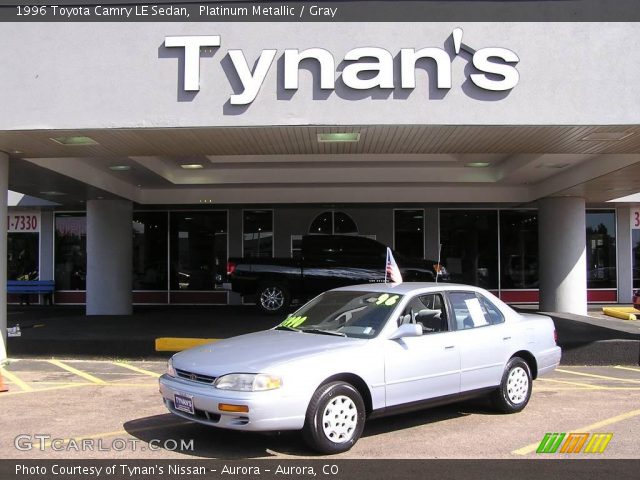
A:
331,282,488,296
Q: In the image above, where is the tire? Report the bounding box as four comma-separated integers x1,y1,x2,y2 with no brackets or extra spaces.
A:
303,381,366,454
491,356,532,414
257,283,291,314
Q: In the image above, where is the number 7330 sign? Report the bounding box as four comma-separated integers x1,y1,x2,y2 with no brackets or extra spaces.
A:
7,212,40,233
632,209,640,230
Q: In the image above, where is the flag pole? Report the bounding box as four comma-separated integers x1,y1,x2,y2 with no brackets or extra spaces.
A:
435,243,442,284
384,248,389,284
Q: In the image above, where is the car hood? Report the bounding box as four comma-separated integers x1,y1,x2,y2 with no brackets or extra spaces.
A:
172,329,365,376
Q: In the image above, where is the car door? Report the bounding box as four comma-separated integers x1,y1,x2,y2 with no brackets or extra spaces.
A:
446,291,511,392
383,292,461,407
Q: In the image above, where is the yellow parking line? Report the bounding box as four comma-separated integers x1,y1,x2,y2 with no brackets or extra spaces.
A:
614,366,640,374
48,360,107,385
1,383,90,396
111,362,161,378
556,368,640,384
512,408,640,455
537,377,602,390
42,420,192,448
0,367,34,392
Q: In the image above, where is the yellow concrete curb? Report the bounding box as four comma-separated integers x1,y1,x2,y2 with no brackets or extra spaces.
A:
155,337,219,352
602,307,639,321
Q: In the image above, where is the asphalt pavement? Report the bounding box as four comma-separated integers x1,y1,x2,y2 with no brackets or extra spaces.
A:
1,360,639,459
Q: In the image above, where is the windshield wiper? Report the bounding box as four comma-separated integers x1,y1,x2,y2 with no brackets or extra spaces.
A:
299,328,346,337
274,325,301,332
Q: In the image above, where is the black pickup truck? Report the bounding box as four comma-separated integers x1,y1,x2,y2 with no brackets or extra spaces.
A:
227,234,447,313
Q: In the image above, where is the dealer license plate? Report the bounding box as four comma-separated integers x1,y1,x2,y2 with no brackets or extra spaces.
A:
174,394,194,415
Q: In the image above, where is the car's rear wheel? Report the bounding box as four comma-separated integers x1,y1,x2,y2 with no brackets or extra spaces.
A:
257,283,290,314
303,381,365,454
491,356,532,413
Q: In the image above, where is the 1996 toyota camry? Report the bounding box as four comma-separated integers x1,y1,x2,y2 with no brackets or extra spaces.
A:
159,283,561,453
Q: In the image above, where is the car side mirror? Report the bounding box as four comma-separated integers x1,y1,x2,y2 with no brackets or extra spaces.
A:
389,323,423,340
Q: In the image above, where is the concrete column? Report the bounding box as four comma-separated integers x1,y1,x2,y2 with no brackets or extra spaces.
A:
86,199,132,315
616,207,633,304
0,153,8,345
538,197,587,315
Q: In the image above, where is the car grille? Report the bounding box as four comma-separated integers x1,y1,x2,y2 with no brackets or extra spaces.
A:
175,368,216,384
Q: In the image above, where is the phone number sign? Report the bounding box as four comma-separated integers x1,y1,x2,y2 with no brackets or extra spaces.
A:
632,208,640,230
7,212,40,233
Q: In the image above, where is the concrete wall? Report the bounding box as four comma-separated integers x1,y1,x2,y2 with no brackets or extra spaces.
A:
1,23,639,129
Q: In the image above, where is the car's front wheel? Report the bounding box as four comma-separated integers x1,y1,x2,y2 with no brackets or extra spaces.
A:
491,356,532,413
303,381,366,454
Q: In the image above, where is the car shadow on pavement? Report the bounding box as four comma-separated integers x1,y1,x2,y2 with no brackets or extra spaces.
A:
124,400,498,458
123,414,309,458
362,398,497,438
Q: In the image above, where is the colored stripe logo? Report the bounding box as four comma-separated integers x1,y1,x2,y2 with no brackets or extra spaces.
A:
536,433,612,454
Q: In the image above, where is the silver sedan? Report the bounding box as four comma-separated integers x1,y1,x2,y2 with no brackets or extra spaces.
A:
159,283,561,453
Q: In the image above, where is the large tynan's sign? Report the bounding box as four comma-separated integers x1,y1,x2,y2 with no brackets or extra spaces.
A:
164,28,520,105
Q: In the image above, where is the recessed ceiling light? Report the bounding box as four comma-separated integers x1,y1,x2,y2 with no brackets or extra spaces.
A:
581,131,634,141
181,164,204,169
39,191,66,196
317,133,360,143
50,136,99,146
12,149,22,154
539,163,570,169
465,162,491,168
109,165,131,171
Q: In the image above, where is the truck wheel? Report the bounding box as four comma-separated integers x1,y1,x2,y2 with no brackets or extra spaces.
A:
302,381,365,454
257,283,290,314
491,356,532,413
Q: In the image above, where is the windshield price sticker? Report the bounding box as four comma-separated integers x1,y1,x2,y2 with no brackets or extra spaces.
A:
280,315,307,328
375,294,400,306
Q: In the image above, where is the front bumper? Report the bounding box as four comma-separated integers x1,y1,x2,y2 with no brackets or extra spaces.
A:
158,374,307,432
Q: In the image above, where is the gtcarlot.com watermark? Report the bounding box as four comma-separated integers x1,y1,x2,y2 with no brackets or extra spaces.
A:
14,435,194,453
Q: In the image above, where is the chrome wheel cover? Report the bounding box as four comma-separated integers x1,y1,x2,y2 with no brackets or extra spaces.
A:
322,395,358,444
506,366,529,404
260,287,284,311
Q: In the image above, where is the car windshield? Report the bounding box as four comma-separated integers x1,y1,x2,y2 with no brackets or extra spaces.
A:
275,290,403,339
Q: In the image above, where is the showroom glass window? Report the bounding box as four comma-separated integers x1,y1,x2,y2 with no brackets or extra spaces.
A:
394,210,424,258
7,233,39,280
55,213,87,290
439,210,499,289
133,212,168,290
243,210,273,258
500,210,539,289
309,211,358,235
586,210,616,288
170,212,227,290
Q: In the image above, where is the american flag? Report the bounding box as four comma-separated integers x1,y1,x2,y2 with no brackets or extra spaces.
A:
385,247,403,284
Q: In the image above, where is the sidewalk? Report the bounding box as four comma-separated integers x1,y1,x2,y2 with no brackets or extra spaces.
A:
5,304,640,365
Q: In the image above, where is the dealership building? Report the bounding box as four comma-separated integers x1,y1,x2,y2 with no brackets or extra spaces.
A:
2,15,640,340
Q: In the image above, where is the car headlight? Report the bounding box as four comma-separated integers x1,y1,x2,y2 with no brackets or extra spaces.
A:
167,357,176,378
213,373,282,391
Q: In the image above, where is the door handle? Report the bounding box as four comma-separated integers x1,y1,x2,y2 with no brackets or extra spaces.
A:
503,336,511,341
444,345,455,350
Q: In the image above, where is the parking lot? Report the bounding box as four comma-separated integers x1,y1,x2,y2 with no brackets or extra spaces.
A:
0,359,638,459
